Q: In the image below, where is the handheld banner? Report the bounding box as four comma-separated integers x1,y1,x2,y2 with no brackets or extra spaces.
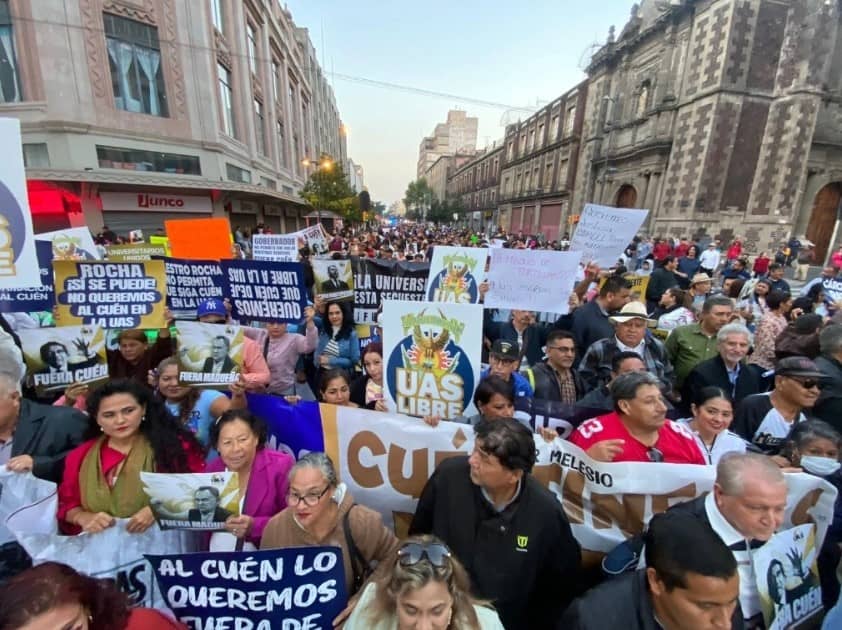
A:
19,324,108,394
166,217,233,260
54,260,166,329
222,259,307,323
425,245,486,304
569,204,649,267
312,258,354,302
252,234,298,261
161,257,225,320
351,257,428,325
146,546,348,629
598,272,650,302
246,395,325,459
753,524,823,630
295,224,329,256
149,234,171,255
0,240,54,313
0,119,41,289
106,243,167,261
485,248,580,313
176,321,244,388
382,300,483,419
36,227,100,261
0,468,57,546
142,472,240,531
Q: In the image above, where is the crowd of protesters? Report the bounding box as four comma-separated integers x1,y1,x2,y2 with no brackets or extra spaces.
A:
0,221,841,630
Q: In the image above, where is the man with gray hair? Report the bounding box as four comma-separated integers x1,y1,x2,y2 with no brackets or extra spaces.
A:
569,372,706,464
0,345,88,483
682,322,762,408
813,324,842,434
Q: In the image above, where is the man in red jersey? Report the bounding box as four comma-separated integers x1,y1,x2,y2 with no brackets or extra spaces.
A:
570,371,706,464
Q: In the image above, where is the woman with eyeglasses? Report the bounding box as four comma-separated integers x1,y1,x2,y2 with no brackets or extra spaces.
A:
343,535,505,629
202,409,294,551
260,452,400,626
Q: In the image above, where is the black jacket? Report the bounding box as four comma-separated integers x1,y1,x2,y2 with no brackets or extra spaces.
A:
483,319,560,368
409,456,581,630
682,356,763,412
813,355,842,435
645,267,679,302
531,361,588,402
11,399,88,483
570,299,614,356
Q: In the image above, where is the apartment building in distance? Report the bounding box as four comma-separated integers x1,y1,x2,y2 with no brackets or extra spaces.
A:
1,0,347,234
448,142,504,231
424,152,475,203
417,109,478,179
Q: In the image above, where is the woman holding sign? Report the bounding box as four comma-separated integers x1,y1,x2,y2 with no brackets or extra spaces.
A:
57,379,204,535
314,301,360,380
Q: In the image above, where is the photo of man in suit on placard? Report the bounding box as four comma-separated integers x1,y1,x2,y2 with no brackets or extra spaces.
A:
187,486,232,524
201,336,237,374
321,264,350,292
36,339,100,375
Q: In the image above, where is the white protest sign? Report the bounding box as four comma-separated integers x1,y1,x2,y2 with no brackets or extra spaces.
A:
252,234,298,261
425,245,486,304
0,119,41,289
0,468,57,545
569,204,648,267
36,226,101,260
485,248,580,313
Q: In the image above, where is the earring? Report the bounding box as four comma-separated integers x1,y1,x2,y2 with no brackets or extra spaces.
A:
141,415,146,423
99,426,104,432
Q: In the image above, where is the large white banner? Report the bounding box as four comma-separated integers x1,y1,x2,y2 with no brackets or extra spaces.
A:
0,118,41,288
425,245,486,304
569,204,649,267
0,468,57,545
251,234,298,262
382,299,483,419
485,248,580,313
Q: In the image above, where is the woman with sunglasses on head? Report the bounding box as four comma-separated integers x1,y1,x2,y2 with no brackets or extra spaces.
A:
343,535,505,629
260,452,400,626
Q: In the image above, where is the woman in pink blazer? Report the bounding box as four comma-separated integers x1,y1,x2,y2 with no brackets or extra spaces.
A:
204,409,294,550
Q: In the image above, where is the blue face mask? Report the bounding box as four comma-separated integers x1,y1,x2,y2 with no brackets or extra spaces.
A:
800,455,841,477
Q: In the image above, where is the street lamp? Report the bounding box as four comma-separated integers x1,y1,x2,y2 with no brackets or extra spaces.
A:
302,156,334,225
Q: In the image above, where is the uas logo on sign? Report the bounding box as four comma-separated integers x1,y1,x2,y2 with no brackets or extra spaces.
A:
426,253,480,303
0,180,28,273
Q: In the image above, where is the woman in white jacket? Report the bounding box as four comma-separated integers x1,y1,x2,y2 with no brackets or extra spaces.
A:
655,287,696,335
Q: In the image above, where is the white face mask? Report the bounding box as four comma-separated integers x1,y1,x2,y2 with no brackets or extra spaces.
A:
800,455,841,477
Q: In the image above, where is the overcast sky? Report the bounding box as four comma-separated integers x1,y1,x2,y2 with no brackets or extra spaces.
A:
285,0,637,205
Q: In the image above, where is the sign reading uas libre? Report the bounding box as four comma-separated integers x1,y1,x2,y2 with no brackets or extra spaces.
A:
425,245,486,304
382,300,482,419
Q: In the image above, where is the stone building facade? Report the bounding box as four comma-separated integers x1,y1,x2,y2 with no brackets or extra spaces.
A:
416,109,478,179
448,143,504,230
424,152,474,203
0,0,346,234
576,0,842,262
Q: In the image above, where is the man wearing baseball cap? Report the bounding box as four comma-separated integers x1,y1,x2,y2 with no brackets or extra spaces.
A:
481,339,534,399
732,355,823,455
195,299,270,392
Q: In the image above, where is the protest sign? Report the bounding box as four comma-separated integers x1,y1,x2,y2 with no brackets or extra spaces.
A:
312,258,354,302
150,234,171,255
14,520,197,609
485,248,580,313
382,300,483,419
147,546,348,629
161,257,225,320
0,468,57,546
425,245,486,304
19,324,108,394
176,321,244,387
252,234,298,261
753,524,823,630
0,240,54,313
295,224,329,256
54,260,167,329
222,259,307,323
246,395,325,459
352,257,428,325
569,204,649,267
36,226,100,261
166,217,233,260
142,472,239,531
106,243,167,261
0,119,41,289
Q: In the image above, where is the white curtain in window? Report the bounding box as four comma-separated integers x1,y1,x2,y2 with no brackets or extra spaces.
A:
107,38,141,112
135,47,161,116
0,26,20,102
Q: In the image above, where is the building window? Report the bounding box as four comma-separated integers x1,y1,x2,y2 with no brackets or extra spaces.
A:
254,99,265,155
22,143,50,168
565,105,577,136
0,2,21,102
103,13,168,117
271,59,280,99
276,120,286,167
550,115,559,141
537,125,544,149
545,161,554,190
96,145,201,175
246,22,257,74
260,176,276,189
519,133,526,156
636,82,651,118
292,134,299,174
210,0,224,32
217,63,235,136
226,163,251,183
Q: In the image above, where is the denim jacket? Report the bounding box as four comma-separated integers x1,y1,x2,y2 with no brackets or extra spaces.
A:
315,329,360,370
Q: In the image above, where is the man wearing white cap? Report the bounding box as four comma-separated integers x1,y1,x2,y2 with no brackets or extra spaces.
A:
578,302,674,392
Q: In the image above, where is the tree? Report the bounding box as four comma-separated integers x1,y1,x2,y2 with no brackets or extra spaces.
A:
403,178,433,218
300,155,361,222
427,196,465,225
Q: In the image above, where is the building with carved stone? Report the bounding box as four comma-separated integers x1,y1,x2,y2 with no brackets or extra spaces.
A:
574,0,842,263
0,0,347,234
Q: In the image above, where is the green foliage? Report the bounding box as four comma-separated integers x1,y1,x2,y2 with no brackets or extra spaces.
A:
403,178,433,213
300,156,360,222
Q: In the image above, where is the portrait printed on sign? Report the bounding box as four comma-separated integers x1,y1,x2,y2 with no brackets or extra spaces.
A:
19,325,108,394
753,524,823,630
175,321,244,388
383,300,482,419
425,246,486,304
141,471,239,531
312,258,354,302
296,224,329,256
36,227,100,261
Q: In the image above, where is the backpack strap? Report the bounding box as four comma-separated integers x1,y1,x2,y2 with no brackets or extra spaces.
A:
341,504,369,594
